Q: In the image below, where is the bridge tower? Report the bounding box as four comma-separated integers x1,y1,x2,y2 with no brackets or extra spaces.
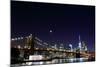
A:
26,34,35,55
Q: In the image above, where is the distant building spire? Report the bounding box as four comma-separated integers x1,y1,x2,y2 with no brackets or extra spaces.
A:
79,35,81,42
78,35,82,51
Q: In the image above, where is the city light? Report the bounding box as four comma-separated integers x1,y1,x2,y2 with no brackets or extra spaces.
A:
35,48,39,50
21,37,23,39
18,45,21,49
18,37,21,40
11,38,14,41
15,38,17,40
29,55,44,60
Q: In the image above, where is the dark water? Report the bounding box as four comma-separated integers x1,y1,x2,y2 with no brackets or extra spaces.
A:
21,58,89,65
11,57,95,67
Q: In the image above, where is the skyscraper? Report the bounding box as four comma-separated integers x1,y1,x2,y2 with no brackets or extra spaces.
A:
82,41,88,51
78,35,82,52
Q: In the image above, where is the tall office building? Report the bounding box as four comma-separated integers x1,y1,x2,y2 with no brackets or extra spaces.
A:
78,35,82,52
69,44,73,51
82,41,88,51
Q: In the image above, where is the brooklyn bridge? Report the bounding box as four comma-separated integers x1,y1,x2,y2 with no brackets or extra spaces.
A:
11,34,95,65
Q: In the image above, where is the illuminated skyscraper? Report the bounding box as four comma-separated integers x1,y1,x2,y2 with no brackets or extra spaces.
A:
78,35,82,52
69,44,73,52
82,41,88,51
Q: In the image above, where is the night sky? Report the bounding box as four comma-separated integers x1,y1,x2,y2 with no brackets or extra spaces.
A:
11,1,95,51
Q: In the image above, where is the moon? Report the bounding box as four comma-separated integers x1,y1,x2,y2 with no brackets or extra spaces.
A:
49,30,53,33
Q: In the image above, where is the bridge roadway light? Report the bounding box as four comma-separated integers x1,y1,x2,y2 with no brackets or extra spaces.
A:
18,37,21,40
24,46,27,49
11,38,14,41
35,48,39,50
47,48,50,51
14,38,17,40
21,37,23,39
18,45,21,49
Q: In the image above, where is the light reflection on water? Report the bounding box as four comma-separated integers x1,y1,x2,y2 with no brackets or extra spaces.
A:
25,58,88,65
